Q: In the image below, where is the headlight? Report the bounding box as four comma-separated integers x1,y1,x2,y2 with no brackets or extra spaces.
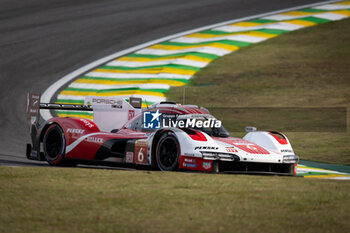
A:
201,152,238,161
283,155,299,163
201,152,217,160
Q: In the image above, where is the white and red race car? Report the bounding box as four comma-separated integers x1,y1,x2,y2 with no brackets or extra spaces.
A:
26,94,299,175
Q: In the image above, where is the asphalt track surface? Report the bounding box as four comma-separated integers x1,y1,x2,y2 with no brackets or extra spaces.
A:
0,0,322,166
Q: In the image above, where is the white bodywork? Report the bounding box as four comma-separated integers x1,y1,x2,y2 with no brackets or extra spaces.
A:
158,128,298,165
243,131,294,156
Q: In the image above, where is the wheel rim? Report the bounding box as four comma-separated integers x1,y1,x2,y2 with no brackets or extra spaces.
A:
45,129,63,159
158,137,178,170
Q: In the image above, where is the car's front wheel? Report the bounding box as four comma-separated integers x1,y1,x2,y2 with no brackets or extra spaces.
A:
156,132,180,171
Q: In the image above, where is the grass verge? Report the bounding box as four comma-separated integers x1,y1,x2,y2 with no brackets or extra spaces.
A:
0,167,349,233
167,18,350,164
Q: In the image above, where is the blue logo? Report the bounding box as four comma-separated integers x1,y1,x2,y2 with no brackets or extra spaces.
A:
183,162,197,168
143,110,162,129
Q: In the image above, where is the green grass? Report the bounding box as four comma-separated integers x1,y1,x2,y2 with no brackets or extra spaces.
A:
167,18,350,165
0,167,349,233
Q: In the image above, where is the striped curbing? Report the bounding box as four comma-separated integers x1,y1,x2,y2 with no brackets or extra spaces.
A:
297,164,350,179
55,1,350,119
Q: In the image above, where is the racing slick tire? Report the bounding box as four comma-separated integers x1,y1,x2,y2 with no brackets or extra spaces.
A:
210,161,219,174
156,132,180,171
43,124,76,167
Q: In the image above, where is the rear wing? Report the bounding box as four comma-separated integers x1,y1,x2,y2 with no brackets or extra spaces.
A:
26,93,92,125
26,93,142,131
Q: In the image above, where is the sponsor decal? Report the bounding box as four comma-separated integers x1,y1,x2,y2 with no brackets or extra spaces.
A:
184,153,195,157
194,146,218,150
183,162,197,168
31,150,39,158
67,128,85,134
30,116,37,124
85,137,103,143
91,98,123,108
281,149,293,153
27,93,40,124
142,111,222,129
32,99,38,107
125,152,134,163
202,162,212,170
79,118,94,128
128,110,135,120
226,147,238,153
184,158,196,163
134,140,148,164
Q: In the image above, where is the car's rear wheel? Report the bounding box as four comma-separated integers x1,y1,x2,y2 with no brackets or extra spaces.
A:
156,133,180,171
43,124,76,166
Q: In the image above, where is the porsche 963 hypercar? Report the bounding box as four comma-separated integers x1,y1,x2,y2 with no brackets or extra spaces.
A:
26,94,299,175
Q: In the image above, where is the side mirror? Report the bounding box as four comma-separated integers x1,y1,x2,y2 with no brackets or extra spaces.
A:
245,126,257,132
